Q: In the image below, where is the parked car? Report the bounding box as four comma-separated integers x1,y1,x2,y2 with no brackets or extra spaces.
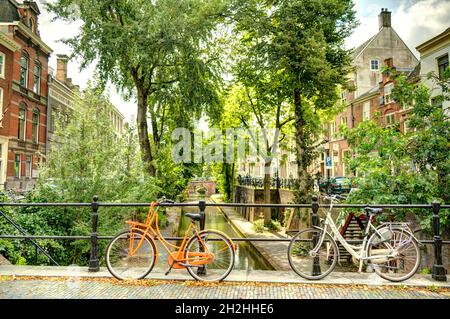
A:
319,176,352,194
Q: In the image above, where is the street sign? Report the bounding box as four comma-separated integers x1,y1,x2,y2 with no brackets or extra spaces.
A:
325,157,332,169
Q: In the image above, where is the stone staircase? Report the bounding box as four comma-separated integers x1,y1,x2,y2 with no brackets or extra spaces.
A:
336,213,365,263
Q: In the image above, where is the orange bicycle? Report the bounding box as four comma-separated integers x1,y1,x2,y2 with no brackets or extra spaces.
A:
105,198,236,281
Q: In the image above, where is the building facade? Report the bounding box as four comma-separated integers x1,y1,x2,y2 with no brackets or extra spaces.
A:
325,8,419,177
416,27,450,116
0,0,52,191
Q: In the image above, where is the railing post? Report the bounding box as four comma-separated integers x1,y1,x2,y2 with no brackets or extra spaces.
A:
198,200,206,231
197,200,207,275
311,195,321,276
431,201,447,281
88,195,100,272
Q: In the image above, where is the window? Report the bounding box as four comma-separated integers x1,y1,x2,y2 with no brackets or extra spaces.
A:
385,113,396,126
18,105,26,140
363,102,370,121
25,156,32,178
370,59,379,71
431,97,443,109
403,120,414,133
330,121,337,139
384,83,394,104
20,55,28,88
437,54,449,79
14,154,21,178
33,64,41,94
340,91,346,105
29,18,35,32
0,52,5,78
32,110,39,143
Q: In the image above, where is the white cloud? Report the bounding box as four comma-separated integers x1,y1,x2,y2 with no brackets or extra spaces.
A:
347,0,450,58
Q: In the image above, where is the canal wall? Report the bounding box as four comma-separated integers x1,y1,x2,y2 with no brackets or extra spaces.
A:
210,195,291,271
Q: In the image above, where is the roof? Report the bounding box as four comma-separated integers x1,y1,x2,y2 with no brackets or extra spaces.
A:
352,33,377,59
407,63,421,81
0,0,20,23
355,85,380,102
416,27,450,53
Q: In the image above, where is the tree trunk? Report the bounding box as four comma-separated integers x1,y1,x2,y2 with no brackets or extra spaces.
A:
136,85,156,176
263,161,272,226
293,90,311,203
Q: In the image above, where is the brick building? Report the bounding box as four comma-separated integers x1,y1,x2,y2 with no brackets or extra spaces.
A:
324,8,419,177
0,0,52,191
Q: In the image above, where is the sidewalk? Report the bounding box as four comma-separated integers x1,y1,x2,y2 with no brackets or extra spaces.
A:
0,265,448,288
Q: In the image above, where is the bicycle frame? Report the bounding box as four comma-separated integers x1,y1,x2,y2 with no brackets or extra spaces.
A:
126,203,213,269
312,200,399,271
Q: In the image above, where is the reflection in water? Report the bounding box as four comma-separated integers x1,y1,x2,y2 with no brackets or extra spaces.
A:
177,202,274,271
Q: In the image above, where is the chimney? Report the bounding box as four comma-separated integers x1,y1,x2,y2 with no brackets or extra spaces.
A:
384,57,394,68
379,8,391,30
56,54,69,82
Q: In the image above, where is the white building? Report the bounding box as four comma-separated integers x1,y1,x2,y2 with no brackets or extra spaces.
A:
416,27,450,115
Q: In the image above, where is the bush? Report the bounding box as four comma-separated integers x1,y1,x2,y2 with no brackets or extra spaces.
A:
268,219,282,232
196,187,207,195
252,219,265,233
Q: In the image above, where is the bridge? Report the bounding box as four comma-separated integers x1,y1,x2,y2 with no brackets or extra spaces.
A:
0,197,449,299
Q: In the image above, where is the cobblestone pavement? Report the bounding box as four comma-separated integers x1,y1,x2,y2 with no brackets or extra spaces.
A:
1,278,449,299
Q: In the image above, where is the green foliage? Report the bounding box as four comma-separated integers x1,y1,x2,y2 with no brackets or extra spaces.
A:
420,268,432,275
267,220,282,232
47,0,230,175
196,187,207,195
232,0,357,202
251,219,281,233
0,85,187,266
252,219,265,233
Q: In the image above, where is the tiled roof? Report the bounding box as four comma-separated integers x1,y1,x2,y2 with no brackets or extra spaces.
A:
356,85,380,102
0,0,20,23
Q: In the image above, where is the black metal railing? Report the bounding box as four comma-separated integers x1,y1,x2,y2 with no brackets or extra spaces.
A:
0,196,448,281
236,174,298,190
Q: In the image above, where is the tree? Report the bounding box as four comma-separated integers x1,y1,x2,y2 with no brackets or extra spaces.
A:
47,0,229,176
233,0,357,203
0,84,161,265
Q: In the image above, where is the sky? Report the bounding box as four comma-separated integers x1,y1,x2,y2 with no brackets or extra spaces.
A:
34,0,450,124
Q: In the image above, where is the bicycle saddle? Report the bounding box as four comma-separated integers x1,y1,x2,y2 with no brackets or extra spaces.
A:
364,207,383,215
185,213,202,221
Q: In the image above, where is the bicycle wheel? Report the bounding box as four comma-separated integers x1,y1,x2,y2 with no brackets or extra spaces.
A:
288,228,338,280
106,230,157,280
185,230,235,282
367,227,420,282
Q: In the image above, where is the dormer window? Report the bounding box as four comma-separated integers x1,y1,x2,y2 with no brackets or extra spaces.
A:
370,59,379,71
29,18,34,32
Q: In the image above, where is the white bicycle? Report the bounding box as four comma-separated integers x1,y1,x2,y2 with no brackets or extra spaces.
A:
288,195,421,282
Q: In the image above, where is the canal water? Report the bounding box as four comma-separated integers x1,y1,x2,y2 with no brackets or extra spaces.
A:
177,200,274,271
